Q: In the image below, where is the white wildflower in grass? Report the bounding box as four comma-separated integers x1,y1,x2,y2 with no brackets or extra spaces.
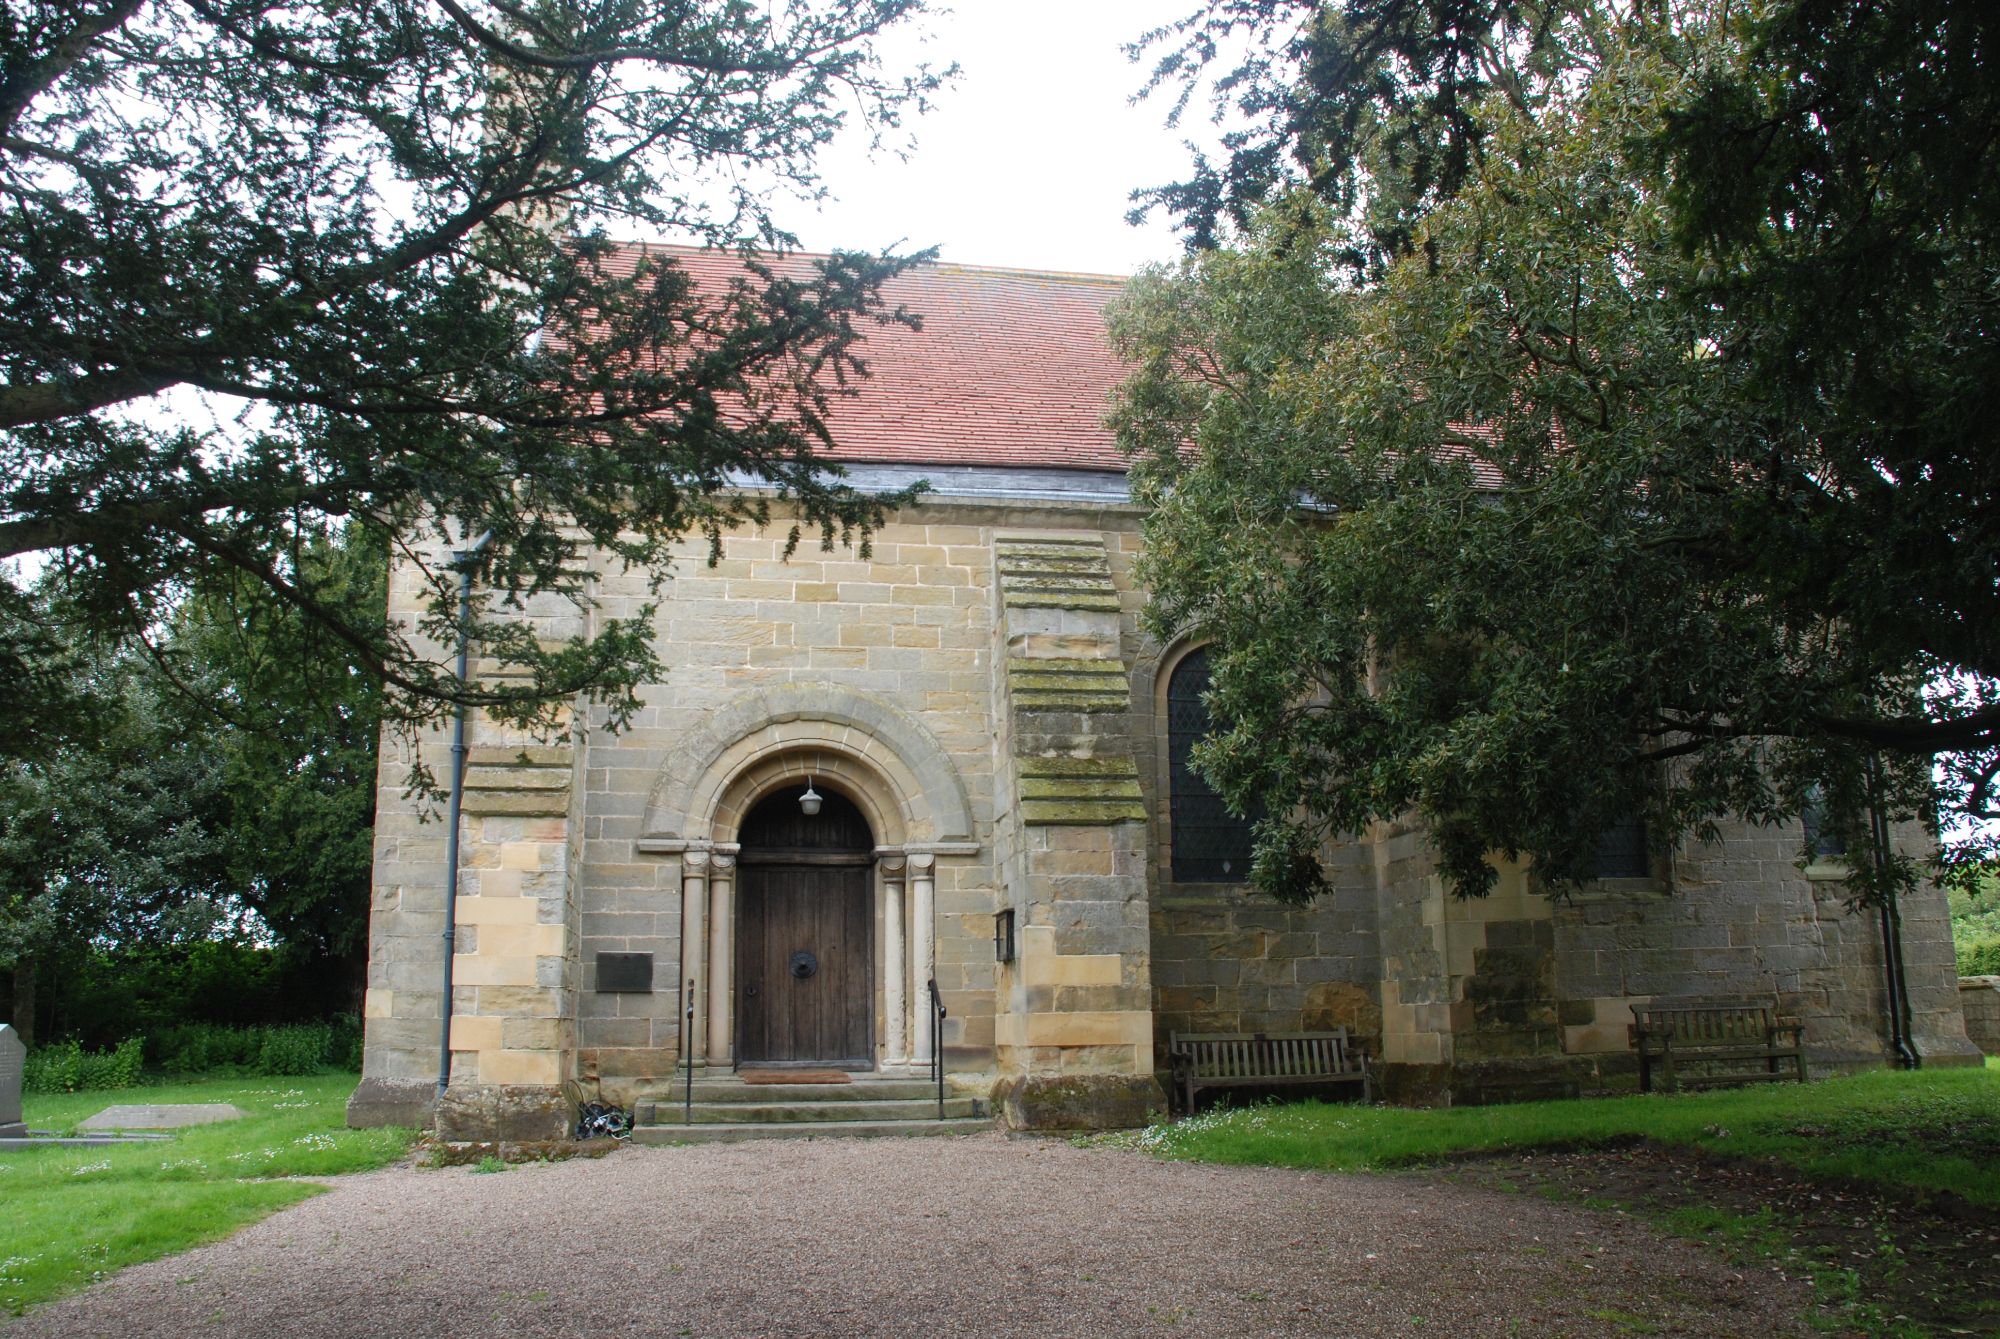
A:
292,1133,336,1151
1135,1103,1297,1154
69,1160,112,1176
158,1158,208,1172
225,1148,280,1164
0,1254,41,1285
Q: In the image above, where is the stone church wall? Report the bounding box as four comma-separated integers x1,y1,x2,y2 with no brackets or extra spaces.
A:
352,491,1980,1137
1552,817,1977,1079
1144,805,1980,1107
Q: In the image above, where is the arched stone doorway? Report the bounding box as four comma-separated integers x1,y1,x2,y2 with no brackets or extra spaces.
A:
637,689,980,1077
734,784,875,1067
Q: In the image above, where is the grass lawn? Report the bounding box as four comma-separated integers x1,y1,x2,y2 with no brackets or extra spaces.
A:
1,1074,413,1316
1128,1063,2000,1204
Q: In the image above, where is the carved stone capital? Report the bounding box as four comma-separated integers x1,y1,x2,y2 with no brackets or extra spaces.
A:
908,852,936,874
879,854,908,876
709,853,736,874
683,849,711,874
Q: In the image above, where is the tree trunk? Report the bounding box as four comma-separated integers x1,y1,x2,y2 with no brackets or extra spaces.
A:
10,957,34,1048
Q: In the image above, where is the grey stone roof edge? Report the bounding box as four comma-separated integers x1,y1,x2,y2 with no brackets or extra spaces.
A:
727,463,1134,504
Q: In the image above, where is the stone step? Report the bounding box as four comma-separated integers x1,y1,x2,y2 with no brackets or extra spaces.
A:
636,1097,981,1125
638,1077,944,1105
631,1117,993,1145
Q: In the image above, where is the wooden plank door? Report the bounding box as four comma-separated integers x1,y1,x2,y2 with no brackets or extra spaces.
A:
735,862,872,1066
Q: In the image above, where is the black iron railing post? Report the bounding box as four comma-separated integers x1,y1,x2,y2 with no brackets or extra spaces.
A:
927,978,946,1120
685,978,696,1124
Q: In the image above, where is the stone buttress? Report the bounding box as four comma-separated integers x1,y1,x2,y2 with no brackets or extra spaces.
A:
348,574,588,1139
988,533,1164,1127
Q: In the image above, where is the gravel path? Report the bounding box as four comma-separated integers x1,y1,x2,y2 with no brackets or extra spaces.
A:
7,1133,1819,1338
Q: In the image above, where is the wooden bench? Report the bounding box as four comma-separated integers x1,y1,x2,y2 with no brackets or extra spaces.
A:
1629,1000,1808,1093
1167,1029,1371,1117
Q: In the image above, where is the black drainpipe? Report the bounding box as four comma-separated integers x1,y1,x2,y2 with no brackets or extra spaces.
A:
1867,756,1920,1070
437,533,492,1102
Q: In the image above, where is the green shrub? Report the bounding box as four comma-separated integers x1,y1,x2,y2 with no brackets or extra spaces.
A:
23,1041,82,1093
29,1019,360,1085
148,1022,261,1073
146,1018,362,1076
254,1023,332,1076
84,1037,145,1089
23,1037,144,1093
326,1014,364,1071
1961,939,2000,976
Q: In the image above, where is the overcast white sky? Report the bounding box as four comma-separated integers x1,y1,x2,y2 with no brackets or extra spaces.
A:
781,1,1202,277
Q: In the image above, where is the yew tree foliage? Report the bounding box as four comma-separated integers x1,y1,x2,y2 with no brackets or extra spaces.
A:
2,526,385,1015
1114,0,1999,902
0,0,948,761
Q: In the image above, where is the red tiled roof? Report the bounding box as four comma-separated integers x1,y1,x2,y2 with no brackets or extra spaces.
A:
604,244,1133,472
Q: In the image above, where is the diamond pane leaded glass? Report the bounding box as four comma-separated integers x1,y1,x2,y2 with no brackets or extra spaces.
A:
1168,647,1259,882
1587,813,1650,879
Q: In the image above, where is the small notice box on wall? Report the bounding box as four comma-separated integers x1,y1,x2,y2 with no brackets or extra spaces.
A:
596,952,654,993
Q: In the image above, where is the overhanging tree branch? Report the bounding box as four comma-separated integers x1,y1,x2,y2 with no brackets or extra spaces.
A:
0,0,950,760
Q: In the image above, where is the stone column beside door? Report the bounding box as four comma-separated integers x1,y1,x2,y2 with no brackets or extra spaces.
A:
882,854,908,1067
706,852,735,1066
680,849,709,1070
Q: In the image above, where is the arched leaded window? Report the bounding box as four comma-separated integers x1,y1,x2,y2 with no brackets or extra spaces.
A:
1167,646,1259,883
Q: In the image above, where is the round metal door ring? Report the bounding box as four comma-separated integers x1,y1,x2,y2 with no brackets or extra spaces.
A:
788,950,818,980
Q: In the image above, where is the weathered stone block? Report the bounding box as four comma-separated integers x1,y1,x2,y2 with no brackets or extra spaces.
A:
346,1077,434,1130
473,984,561,1017
434,1084,569,1141
462,791,571,817
990,1074,1164,1130
1301,981,1382,1039
1960,977,2000,1056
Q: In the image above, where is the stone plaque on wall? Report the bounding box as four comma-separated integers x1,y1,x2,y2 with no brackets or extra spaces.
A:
596,952,654,993
0,1024,25,1137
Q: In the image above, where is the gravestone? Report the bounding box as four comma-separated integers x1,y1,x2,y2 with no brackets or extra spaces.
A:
76,1103,245,1131
0,1024,24,1138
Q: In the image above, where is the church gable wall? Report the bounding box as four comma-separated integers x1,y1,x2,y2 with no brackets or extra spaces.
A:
572,511,1006,1097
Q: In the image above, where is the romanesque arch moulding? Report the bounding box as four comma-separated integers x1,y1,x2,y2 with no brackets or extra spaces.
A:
639,682,975,848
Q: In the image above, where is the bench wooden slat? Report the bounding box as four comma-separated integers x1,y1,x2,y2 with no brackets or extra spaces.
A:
1167,1029,1371,1117
1629,999,1808,1094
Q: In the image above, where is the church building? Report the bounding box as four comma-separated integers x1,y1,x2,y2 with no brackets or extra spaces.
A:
348,251,1980,1140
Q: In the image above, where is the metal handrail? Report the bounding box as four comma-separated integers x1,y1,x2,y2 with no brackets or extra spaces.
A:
927,978,946,1120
